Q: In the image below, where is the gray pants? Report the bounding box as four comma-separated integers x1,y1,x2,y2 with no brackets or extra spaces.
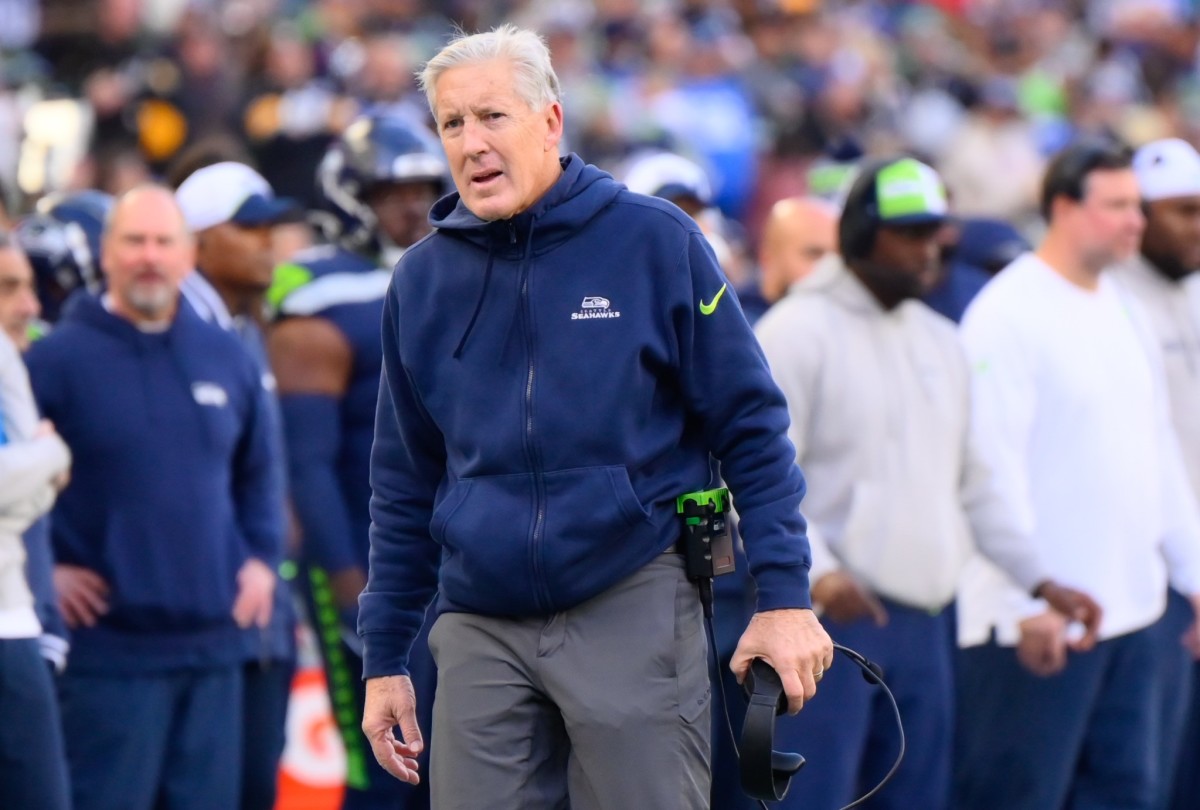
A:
427,553,712,809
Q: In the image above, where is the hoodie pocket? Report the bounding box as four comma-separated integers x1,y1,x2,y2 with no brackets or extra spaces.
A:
543,464,650,547
540,465,656,604
432,473,538,614
433,466,656,615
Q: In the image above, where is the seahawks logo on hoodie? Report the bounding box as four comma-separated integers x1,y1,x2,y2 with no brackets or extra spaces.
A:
192,381,229,408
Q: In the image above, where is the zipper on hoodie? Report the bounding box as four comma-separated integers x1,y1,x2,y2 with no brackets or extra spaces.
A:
516,220,552,611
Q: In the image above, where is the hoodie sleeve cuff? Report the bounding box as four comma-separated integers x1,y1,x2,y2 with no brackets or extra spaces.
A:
360,632,414,679
753,564,813,612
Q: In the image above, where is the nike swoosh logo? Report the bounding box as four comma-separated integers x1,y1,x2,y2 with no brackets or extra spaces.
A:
699,283,727,316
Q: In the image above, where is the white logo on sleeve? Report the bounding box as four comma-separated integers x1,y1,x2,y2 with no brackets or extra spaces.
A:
192,381,229,407
572,295,621,320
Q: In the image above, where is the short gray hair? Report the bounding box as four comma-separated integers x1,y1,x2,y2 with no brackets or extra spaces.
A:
418,24,562,118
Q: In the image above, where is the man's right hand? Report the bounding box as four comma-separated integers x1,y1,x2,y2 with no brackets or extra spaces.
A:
811,571,889,626
54,565,109,629
363,675,423,785
1017,610,1068,676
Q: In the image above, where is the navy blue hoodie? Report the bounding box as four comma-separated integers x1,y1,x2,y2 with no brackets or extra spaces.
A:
360,156,811,677
26,293,284,673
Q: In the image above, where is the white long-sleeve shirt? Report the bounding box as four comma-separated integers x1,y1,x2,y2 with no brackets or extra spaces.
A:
0,330,70,639
956,253,1200,647
1112,256,1200,501
754,256,1047,611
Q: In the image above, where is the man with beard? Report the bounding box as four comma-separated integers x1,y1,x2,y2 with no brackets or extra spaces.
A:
26,185,284,810
1110,138,1200,810
954,139,1200,810
754,156,1102,810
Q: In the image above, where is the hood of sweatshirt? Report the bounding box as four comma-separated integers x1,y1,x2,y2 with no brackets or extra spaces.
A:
428,153,624,256
62,289,200,343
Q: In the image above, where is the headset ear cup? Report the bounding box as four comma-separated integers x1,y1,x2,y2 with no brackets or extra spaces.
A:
837,155,902,261
740,658,805,801
840,203,875,260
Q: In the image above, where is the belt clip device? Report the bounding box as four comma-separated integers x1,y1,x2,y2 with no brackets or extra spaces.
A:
676,487,735,582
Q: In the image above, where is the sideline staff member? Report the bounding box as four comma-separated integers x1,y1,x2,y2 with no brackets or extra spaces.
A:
28,186,283,810
359,24,832,809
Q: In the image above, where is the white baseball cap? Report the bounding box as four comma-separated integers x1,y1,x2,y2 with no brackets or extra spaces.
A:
175,162,302,233
1133,138,1200,202
622,152,714,206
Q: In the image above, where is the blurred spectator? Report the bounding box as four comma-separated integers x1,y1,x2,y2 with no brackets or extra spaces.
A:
29,186,284,810
755,156,1098,810
132,10,243,172
13,190,111,323
0,237,72,809
757,195,838,306
239,23,356,208
923,217,1031,323
176,162,299,810
955,140,1200,810
806,137,865,204
938,76,1044,229
1111,137,1200,810
268,113,446,810
345,32,429,125
629,10,761,219
620,149,751,285
163,132,257,189
950,217,1032,277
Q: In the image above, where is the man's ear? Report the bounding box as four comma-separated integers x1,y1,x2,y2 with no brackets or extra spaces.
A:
544,102,564,152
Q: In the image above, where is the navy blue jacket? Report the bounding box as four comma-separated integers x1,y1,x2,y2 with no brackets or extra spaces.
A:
26,293,285,673
360,155,811,677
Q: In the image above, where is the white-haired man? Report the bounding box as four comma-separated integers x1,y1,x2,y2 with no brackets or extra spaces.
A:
359,24,832,808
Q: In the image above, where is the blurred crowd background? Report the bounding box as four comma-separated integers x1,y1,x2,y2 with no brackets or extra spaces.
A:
4,0,1200,254
8,2,1200,808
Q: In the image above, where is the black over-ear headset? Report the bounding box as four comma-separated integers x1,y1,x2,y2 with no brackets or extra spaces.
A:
837,155,910,262
734,647,904,807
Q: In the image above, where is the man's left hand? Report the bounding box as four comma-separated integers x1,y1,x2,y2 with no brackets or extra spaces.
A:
730,608,834,714
233,558,276,629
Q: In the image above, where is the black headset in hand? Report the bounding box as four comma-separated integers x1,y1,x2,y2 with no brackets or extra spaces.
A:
737,644,903,808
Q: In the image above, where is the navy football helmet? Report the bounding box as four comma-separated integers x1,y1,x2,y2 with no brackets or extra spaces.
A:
14,190,113,322
315,112,448,256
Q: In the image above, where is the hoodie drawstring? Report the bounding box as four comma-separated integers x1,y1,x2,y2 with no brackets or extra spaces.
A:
453,245,495,359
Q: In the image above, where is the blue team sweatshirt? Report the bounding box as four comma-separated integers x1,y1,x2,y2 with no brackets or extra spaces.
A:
26,293,284,673
359,155,812,677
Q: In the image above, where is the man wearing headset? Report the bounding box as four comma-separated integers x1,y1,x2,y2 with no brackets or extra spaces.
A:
755,156,1102,810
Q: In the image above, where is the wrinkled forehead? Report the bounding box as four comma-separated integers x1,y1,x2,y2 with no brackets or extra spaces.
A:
434,60,525,115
